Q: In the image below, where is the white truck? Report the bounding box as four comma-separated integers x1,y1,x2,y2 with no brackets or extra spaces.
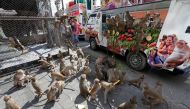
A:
85,0,190,73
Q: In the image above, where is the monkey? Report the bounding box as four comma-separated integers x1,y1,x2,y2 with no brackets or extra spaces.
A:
117,96,137,109
101,80,120,104
4,95,21,109
89,78,101,100
53,80,64,96
31,77,45,97
76,47,84,58
107,68,126,84
13,69,28,87
154,81,163,96
38,58,54,69
57,50,64,59
79,74,91,98
128,75,144,89
60,58,66,72
60,66,76,77
82,66,91,76
47,86,59,103
50,69,67,84
46,53,52,63
8,37,26,54
142,83,169,109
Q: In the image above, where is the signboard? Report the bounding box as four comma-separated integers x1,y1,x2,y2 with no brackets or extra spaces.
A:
67,4,86,17
101,0,128,10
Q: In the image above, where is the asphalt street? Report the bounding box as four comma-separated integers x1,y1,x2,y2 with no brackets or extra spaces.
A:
0,41,190,109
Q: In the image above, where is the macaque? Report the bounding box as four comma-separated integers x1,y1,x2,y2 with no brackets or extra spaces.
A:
82,66,91,76
8,37,26,54
142,83,169,109
79,74,90,98
57,50,64,60
47,86,59,103
31,77,44,97
60,58,66,72
39,58,54,69
95,64,105,80
76,47,84,58
89,78,101,100
164,40,190,68
107,68,125,84
53,80,64,96
60,66,75,76
117,96,137,109
46,53,52,63
13,69,28,87
101,80,120,104
50,69,67,83
4,95,21,109
154,81,163,96
128,75,144,89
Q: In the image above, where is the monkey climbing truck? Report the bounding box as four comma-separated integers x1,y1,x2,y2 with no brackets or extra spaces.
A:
85,0,190,73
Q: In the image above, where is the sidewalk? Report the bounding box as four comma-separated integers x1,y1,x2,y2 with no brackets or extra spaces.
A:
0,43,68,75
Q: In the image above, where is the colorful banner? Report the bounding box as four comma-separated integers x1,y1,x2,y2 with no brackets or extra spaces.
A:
67,4,85,17
101,0,128,10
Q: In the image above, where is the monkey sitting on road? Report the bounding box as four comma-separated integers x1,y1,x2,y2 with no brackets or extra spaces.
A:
4,95,21,109
101,80,120,104
50,69,67,84
61,66,76,77
53,80,64,96
38,58,54,69
13,69,31,87
128,75,145,89
76,47,85,58
117,96,137,109
31,77,45,97
89,78,101,100
47,86,59,103
107,68,126,84
57,50,64,60
142,83,169,109
79,74,91,98
82,66,91,76
46,53,52,63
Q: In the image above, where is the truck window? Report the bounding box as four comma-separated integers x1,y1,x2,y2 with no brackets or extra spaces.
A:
185,26,190,33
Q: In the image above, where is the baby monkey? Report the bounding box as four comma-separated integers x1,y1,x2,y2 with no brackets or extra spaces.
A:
128,75,145,89
4,95,21,109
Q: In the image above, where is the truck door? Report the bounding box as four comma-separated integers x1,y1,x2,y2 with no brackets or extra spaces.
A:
158,0,190,70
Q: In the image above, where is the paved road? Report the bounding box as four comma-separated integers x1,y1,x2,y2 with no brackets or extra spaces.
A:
0,41,190,109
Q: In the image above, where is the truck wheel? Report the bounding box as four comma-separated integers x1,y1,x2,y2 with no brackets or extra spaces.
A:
126,52,147,71
89,38,97,50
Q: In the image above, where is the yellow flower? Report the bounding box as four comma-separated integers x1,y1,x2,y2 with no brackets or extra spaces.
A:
116,32,119,36
108,30,110,34
112,30,115,35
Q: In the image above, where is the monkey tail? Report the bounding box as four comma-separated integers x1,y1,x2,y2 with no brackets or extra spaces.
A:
113,80,120,86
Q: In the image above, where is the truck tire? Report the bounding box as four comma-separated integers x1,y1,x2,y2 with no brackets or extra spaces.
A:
126,52,147,71
89,38,97,50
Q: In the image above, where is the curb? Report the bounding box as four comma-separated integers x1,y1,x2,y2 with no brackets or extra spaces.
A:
0,51,69,76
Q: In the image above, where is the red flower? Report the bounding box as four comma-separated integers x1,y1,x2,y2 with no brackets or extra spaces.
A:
126,37,133,41
128,34,133,37
131,46,136,52
140,42,147,47
149,42,157,48
131,29,135,33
